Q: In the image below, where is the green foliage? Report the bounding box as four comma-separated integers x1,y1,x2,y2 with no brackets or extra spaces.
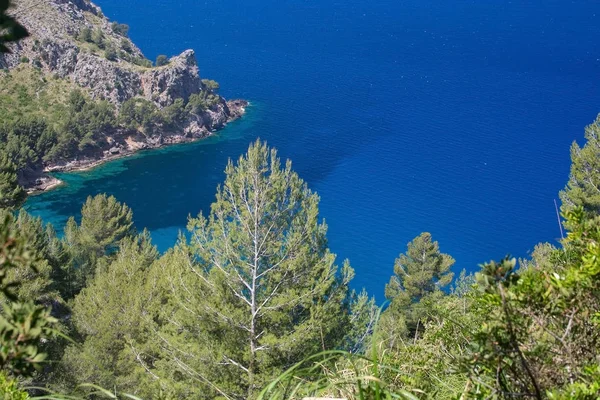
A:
42,142,369,398
139,140,357,398
257,350,421,400
0,60,217,193
0,80,118,176
345,289,378,354
77,142,358,399
185,92,221,114
185,93,206,113
0,65,72,126
0,213,28,301
382,233,454,344
0,213,57,378
0,0,29,53
0,117,54,169
459,208,600,398
78,194,135,249
77,27,93,43
119,38,132,53
0,300,57,377
58,233,159,397
91,28,105,49
61,194,135,298
0,372,29,399
155,55,168,67
128,57,152,68
201,79,220,92
119,98,162,135
560,114,600,218
547,366,600,400
385,233,454,304
111,22,129,37
0,209,62,304
377,292,473,397
104,44,117,61
58,90,117,155
0,210,58,305
258,203,600,399
258,306,430,400
160,98,186,129
0,153,25,210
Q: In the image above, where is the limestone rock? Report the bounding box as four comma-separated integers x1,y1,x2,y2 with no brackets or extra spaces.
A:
2,0,244,133
141,50,201,107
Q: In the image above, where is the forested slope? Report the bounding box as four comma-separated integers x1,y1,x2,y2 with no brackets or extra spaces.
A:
2,2,600,399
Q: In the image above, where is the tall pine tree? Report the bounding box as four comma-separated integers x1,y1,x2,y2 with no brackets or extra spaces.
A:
382,232,454,345
57,233,159,397
385,232,454,304
62,194,135,298
157,140,354,399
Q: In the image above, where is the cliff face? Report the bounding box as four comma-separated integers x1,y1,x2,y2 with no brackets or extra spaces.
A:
0,0,246,192
2,0,245,135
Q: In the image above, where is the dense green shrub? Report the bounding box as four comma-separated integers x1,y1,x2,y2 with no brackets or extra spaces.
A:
104,44,117,61
77,26,92,42
202,78,220,92
103,44,117,61
119,97,162,135
120,38,132,53
0,88,118,170
155,54,168,67
160,98,186,129
0,373,29,399
110,21,129,37
91,28,105,49
185,91,221,114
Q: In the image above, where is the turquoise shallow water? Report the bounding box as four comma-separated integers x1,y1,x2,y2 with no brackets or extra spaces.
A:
26,0,600,300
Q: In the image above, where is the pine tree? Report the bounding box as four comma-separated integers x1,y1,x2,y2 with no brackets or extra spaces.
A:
0,153,25,210
58,233,158,397
0,210,60,305
156,140,354,399
382,232,454,344
385,232,454,304
560,114,600,217
62,194,135,298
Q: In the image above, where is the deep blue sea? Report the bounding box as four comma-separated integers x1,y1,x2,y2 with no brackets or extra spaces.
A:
25,0,600,300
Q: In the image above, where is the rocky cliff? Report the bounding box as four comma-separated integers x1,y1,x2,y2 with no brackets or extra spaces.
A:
1,0,246,191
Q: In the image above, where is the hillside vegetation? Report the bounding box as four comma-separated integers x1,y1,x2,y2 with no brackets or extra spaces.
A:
2,1,600,399
2,119,600,399
0,0,245,196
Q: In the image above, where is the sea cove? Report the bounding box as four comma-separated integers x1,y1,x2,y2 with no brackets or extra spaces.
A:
25,0,600,300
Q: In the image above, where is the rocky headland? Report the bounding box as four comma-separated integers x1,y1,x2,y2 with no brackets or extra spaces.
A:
1,0,247,192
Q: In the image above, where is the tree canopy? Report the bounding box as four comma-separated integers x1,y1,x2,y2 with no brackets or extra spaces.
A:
560,114,600,218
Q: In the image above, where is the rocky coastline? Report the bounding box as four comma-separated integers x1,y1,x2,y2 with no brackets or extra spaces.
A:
26,99,248,194
1,0,248,194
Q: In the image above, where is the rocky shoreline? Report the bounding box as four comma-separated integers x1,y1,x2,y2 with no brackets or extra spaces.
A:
2,0,250,195
26,99,248,194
